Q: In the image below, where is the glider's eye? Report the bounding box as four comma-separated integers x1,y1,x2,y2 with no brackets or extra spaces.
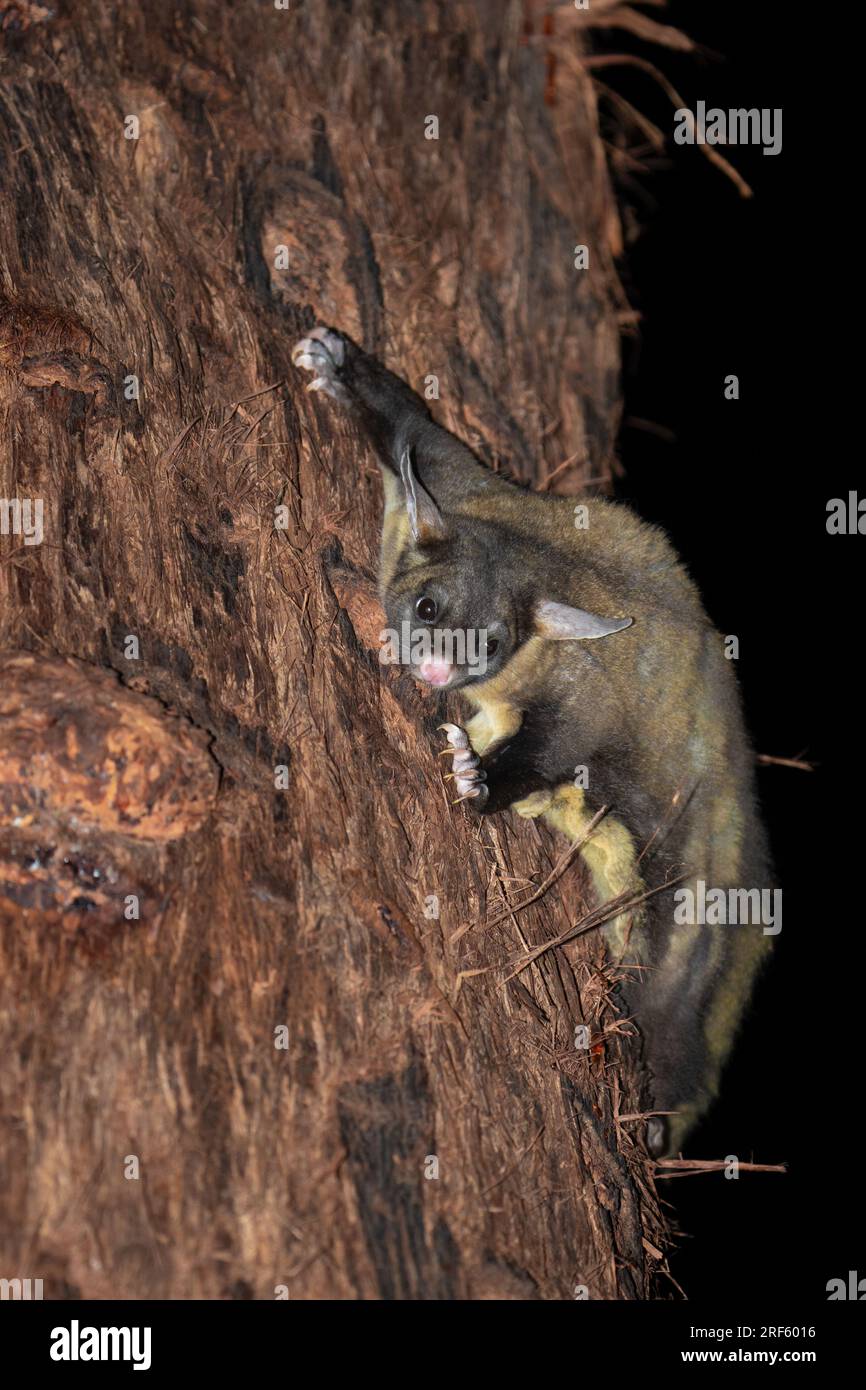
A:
486,638,499,657
416,596,437,623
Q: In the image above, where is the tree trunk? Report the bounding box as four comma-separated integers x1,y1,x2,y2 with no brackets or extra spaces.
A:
0,0,665,1299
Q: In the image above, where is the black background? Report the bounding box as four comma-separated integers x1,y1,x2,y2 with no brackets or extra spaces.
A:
600,2,855,1298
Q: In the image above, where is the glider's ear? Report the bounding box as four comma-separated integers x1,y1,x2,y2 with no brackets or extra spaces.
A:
534,599,633,640
400,448,448,544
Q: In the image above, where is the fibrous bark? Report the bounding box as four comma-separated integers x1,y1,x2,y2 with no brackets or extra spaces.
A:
0,0,666,1298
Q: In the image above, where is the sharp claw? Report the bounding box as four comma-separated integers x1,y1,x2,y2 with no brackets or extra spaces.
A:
292,326,345,371
439,723,488,805
307,326,345,363
438,722,468,748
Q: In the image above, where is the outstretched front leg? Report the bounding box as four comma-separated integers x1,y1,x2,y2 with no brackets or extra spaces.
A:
292,325,483,489
292,326,428,467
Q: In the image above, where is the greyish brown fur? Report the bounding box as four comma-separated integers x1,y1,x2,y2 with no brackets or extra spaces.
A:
292,325,775,1154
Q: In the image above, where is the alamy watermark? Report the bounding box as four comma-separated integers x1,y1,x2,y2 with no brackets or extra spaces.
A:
674,103,782,157
674,880,782,936
826,492,865,534
0,497,43,546
379,622,489,677
50,1320,151,1371
827,1271,866,1300
1,1276,43,1299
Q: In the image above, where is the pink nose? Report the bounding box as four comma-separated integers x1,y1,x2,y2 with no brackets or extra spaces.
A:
418,659,453,687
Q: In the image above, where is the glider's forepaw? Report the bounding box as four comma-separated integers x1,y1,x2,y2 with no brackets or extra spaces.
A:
439,723,488,806
291,325,349,402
